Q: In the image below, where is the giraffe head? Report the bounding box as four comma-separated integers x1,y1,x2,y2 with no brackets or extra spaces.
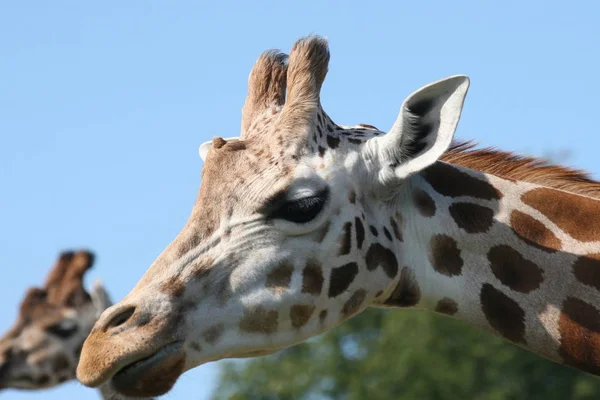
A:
77,35,470,397
0,250,110,391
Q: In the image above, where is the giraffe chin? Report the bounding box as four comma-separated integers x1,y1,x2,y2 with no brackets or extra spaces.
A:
111,341,185,398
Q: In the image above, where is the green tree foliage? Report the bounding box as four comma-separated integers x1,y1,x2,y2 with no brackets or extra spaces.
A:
212,308,600,400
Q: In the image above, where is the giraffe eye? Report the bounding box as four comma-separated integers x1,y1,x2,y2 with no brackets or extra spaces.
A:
270,189,329,224
45,321,78,339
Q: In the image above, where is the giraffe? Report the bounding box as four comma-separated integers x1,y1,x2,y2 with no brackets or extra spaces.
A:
76,35,600,398
0,250,145,400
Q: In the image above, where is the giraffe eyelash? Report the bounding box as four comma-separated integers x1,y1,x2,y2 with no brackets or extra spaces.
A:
270,190,330,224
44,321,78,339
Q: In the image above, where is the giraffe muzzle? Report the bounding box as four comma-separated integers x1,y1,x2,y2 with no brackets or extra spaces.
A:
110,341,185,397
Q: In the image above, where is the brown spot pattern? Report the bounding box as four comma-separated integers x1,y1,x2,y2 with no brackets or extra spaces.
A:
176,234,202,258
435,298,458,315
203,323,225,345
328,262,359,297
338,222,352,255
290,305,315,328
421,162,502,200
266,262,293,294
355,218,365,249
348,190,356,204
319,309,328,324
522,188,600,243
390,218,402,241
558,297,600,375
327,135,340,149
510,210,561,252
366,243,399,279
215,277,233,304
573,254,600,291
488,245,544,293
413,189,436,217
159,277,186,298
192,257,214,279
190,342,202,352
383,267,421,307
239,306,278,334
383,227,392,241
342,289,367,317
480,283,526,344
449,202,495,233
302,260,324,295
428,235,463,277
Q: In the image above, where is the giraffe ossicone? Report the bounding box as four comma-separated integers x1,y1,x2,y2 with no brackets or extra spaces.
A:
77,35,600,398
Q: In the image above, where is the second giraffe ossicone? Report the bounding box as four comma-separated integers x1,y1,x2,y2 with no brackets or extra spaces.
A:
77,35,600,398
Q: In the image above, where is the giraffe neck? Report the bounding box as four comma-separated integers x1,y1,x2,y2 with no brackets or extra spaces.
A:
381,160,600,376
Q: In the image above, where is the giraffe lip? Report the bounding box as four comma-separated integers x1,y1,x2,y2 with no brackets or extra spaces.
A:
111,341,185,397
112,341,183,378
0,375,37,390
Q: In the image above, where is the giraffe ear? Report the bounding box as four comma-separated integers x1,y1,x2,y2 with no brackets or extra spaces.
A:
198,137,241,162
44,250,95,308
90,279,112,317
365,75,470,184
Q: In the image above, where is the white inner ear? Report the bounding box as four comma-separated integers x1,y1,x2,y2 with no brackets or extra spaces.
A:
198,136,241,161
91,279,112,315
369,75,470,182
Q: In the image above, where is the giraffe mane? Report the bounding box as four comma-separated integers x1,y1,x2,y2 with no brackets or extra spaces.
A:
441,140,600,199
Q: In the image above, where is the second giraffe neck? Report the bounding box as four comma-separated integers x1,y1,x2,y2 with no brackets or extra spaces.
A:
383,160,600,376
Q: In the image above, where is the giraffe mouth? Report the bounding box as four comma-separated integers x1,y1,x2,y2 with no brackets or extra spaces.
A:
111,341,186,397
0,375,36,390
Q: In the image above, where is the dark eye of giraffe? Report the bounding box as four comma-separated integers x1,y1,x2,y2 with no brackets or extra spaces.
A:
269,188,329,224
45,322,78,339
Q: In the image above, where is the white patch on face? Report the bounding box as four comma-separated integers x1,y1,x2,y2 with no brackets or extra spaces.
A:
63,309,77,318
21,327,47,352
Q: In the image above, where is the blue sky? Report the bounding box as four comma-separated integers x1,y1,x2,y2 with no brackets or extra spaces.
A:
0,1,599,399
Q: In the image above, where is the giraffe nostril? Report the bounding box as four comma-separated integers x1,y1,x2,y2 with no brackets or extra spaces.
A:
104,306,136,331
